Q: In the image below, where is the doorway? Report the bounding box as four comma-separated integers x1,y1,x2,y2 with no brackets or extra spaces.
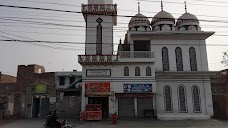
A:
32,96,49,118
88,97,109,118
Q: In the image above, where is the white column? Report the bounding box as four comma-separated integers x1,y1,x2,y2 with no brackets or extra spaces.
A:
134,97,137,117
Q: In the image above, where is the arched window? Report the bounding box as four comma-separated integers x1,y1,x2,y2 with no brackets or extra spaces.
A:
178,85,187,112
164,86,172,112
192,85,201,112
189,47,197,71
175,47,183,71
124,66,129,76
146,66,151,76
96,18,103,55
162,47,170,71
135,67,140,76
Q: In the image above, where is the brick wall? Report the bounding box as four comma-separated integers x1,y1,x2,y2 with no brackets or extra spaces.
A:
211,69,228,120
0,75,16,83
0,64,56,119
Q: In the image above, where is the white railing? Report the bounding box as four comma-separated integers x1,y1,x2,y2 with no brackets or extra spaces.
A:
82,4,117,12
118,51,154,59
78,55,117,63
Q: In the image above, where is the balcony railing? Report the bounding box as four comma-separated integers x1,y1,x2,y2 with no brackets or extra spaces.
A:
82,4,117,13
78,55,117,64
118,51,154,59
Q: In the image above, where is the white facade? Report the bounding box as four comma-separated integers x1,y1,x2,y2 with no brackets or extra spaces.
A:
55,71,82,89
85,15,114,55
79,0,214,120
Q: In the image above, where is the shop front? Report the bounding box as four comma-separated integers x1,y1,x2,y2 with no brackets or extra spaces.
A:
84,82,111,120
116,84,155,118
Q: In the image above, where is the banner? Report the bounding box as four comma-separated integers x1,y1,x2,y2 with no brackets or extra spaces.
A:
124,84,152,93
85,82,110,92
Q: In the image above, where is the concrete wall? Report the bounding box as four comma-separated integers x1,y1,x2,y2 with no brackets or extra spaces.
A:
56,71,83,89
156,77,213,120
86,15,113,55
81,63,155,115
56,95,81,119
151,40,208,72
128,38,209,72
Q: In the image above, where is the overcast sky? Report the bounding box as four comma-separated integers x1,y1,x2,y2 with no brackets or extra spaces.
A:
0,0,228,76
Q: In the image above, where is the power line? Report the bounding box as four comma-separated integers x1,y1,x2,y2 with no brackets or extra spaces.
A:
2,6,228,21
138,0,228,8
0,30,84,49
17,0,81,7
189,0,228,4
1,39,228,46
17,0,228,19
0,34,83,51
2,4,228,25
0,16,129,25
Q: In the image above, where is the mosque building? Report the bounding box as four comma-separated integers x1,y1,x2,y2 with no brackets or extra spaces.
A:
78,0,215,120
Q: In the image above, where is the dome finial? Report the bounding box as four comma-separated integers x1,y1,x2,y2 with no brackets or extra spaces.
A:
184,1,187,13
138,2,140,14
161,0,164,11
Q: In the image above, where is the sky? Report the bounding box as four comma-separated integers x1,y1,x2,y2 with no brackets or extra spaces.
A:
0,0,228,76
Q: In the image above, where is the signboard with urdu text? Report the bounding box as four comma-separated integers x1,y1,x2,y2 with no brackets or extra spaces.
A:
124,84,152,93
86,69,111,77
85,82,110,96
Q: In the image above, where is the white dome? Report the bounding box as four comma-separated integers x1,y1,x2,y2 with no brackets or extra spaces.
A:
176,13,199,27
151,11,175,26
129,13,150,29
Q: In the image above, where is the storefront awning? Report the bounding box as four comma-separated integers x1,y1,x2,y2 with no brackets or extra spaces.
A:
115,93,154,97
85,92,112,97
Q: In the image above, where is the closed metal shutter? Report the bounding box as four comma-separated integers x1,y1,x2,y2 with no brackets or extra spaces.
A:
118,98,135,118
137,97,153,118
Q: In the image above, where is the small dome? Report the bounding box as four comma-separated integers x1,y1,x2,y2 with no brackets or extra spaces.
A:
176,13,199,27
151,11,175,26
128,13,150,29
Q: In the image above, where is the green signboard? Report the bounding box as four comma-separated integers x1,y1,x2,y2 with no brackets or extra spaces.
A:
35,84,47,94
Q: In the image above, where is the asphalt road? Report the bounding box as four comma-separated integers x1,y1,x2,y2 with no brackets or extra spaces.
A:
1,119,228,128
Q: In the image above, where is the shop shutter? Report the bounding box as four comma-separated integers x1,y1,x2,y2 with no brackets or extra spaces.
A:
137,97,153,118
118,98,135,118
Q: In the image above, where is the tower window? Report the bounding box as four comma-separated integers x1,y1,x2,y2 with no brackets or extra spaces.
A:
189,47,197,71
135,67,140,76
175,47,183,71
164,85,172,112
124,66,129,76
192,85,201,112
162,47,170,71
96,18,103,55
146,66,151,76
178,85,187,113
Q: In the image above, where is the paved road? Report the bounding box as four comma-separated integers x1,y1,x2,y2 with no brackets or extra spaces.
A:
1,119,228,128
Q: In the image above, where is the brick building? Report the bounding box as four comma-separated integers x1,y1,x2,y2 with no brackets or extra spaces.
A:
0,72,17,83
0,64,56,119
0,72,16,119
211,70,228,120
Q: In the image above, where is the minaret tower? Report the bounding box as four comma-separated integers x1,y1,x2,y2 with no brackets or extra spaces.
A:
82,0,117,55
